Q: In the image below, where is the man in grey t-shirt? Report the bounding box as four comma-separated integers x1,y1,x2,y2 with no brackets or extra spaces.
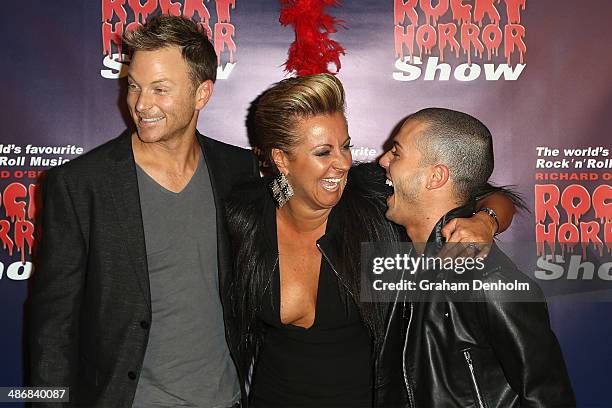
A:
133,157,240,407
29,16,257,408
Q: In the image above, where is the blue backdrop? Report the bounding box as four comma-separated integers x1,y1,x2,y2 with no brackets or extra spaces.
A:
1,1,610,406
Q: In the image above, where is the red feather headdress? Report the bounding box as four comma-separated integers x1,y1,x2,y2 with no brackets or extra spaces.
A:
279,0,346,76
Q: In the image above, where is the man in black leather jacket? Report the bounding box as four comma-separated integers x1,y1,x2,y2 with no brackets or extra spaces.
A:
377,108,575,407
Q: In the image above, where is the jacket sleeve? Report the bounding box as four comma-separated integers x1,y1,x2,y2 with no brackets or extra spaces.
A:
483,288,576,407
28,169,87,392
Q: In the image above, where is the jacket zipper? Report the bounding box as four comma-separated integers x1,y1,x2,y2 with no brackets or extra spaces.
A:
463,350,486,408
263,255,279,297
384,261,408,341
373,265,405,406
402,302,416,408
316,243,355,299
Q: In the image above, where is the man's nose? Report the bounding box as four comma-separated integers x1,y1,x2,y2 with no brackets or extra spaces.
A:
379,151,390,169
135,91,152,112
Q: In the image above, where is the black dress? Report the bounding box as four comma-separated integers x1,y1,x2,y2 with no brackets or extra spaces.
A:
250,256,373,407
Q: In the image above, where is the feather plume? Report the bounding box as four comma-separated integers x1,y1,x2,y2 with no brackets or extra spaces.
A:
279,0,346,76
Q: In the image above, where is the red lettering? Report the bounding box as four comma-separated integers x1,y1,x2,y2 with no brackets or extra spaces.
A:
558,223,579,253
420,0,449,26
394,25,416,60
588,173,600,181
504,24,526,64
561,184,590,225
28,184,39,221
473,0,501,26
0,220,13,256
460,23,484,65
215,0,235,24
127,0,157,23
482,23,502,60
15,220,34,263
580,221,603,256
592,184,612,224
535,184,611,255
536,223,556,256
159,0,182,16
102,21,124,56
102,0,127,23
504,0,526,24
450,0,472,24
214,23,236,63
438,23,460,62
184,0,211,23
416,24,437,57
535,184,560,225
3,183,27,222
395,0,419,26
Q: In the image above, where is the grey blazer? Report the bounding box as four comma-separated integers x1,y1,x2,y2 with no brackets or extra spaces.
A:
27,130,258,407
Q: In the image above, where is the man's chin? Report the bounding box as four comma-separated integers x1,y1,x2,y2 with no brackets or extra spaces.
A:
385,207,399,223
135,129,164,144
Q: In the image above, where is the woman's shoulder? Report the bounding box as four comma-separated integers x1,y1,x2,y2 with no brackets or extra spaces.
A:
225,176,272,224
228,176,269,200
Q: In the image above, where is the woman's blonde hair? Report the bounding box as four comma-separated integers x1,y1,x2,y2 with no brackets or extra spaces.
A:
252,74,346,171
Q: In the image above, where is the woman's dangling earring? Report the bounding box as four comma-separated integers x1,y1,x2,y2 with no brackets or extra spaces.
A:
269,172,294,207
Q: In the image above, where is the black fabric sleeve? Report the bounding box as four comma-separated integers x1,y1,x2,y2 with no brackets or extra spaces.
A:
28,169,86,393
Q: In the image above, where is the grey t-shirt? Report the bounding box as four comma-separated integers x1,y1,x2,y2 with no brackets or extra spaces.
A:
132,157,240,408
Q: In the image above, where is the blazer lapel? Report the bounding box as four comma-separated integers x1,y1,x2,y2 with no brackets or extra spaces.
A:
197,134,232,295
106,131,151,311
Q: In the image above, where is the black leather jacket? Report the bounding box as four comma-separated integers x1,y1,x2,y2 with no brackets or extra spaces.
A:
380,204,576,408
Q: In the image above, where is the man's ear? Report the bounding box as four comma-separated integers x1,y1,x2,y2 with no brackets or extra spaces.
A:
271,148,290,175
427,164,450,190
195,80,214,110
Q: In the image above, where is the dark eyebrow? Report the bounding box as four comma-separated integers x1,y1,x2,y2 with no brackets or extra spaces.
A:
313,137,352,149
393,140,403,150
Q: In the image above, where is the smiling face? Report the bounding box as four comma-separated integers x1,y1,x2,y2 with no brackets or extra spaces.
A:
126,46,211,144
379,119,431,226
274,112,352,211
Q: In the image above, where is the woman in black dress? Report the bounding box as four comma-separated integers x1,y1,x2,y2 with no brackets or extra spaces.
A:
226,74,515,407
